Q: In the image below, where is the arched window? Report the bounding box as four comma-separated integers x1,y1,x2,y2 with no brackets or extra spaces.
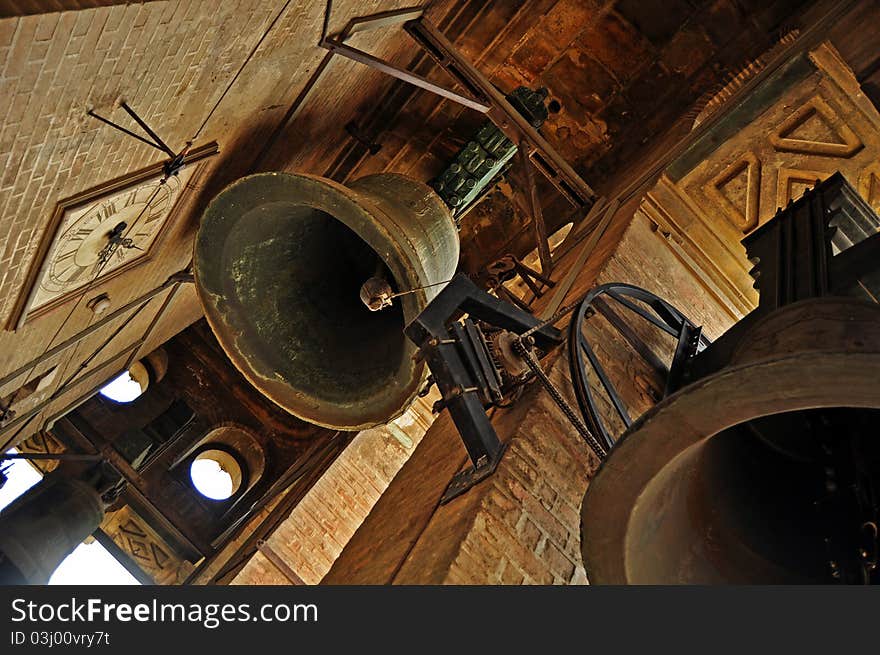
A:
190,448,244,500
99,361,149,403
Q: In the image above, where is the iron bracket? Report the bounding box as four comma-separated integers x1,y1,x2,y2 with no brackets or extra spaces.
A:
442,442,508,504
405,274,561,503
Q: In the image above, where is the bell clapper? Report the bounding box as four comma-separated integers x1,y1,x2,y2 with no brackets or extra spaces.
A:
360,277,454,311
360,276,395,311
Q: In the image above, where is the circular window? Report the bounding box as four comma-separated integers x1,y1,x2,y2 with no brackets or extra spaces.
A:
190,449,243,500
100,361,149,403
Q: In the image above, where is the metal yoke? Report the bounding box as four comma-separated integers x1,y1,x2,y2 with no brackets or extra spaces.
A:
405,274,561,502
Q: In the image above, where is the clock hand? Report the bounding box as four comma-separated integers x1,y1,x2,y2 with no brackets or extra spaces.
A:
96,221,129,265
97,239,142,265
88,103,190,178
109,222,127,238
115,238,144,257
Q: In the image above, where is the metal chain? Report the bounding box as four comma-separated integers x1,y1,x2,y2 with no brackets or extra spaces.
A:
503,285,610,458
513,338,607,459
519,296,587,340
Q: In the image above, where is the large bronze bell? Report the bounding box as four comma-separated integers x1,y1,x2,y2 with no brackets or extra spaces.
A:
581,174,880,584
194,172,459,430
0,474,105,584
580,297,880,584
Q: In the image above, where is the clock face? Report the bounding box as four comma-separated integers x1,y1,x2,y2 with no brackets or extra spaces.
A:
28,167,195,314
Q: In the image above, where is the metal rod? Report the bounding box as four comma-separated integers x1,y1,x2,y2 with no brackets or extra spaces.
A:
389,278,455,299
0,339,145,452
539,199,617,320
519,141,553,275
606,291,681,338
0,452,103,462
578,334,632,428
51,300,152,399
405,19,595,205
519,269,543,298
120,102,176,157
193,434,349,585
87,110,170,154
514,257,555,287
0,271,187,394
496,285,532,312
320,0,333,41
321,37,491,113
340,6,425,37
592,296,669,378
58,416,203,557
210,434,345,547
92,529,156,586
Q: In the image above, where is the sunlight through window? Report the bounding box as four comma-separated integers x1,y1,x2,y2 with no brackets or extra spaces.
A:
49,541,139,585
99,370,144,403
190,451,239,500
0,449,41,512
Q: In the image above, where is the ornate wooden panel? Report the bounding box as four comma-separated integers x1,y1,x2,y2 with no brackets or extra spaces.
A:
102,506,193,585
14,431,65,474
641,43,880,317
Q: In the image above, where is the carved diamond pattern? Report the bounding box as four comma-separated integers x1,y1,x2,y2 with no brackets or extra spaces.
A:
775,167,829,209
705,152,762,232
859,165,880,213
770,96,863,157
118,519,169,571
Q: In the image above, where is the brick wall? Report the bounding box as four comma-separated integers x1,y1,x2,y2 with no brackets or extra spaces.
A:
231,393,438,585
390,362,598,584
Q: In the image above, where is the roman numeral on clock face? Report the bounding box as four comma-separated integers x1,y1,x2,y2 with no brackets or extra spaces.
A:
49,259,91,288
144,206,165,225
54,248,77,265
100,201,117,220
61,265,89,284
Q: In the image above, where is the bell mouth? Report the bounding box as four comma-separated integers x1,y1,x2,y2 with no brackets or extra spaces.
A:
223,201,409,407
580,299,880,584
624,409,880,584
625,409,844,584
194,173,428,430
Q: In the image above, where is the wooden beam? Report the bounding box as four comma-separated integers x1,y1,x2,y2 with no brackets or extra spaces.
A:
58,416,205,558
539,199,619,320
519,142,553,275
405,19,596,207
551,197,608,263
